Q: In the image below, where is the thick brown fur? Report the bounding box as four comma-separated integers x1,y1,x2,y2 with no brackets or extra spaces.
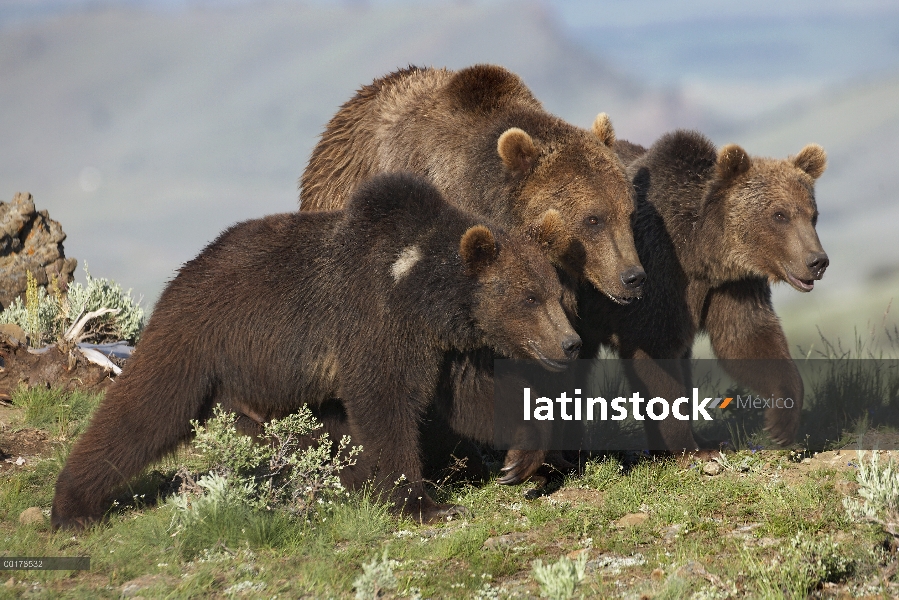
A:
51,173,580,529
300,65,646,481
578,130,829,451
300,64,644,302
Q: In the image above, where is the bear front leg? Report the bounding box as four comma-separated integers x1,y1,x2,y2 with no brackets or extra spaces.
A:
440,351,554,485
623,351,709,455
341,389,469,524
705,281,803,446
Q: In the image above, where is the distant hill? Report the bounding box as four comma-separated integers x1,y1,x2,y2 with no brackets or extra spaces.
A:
0,1,706,308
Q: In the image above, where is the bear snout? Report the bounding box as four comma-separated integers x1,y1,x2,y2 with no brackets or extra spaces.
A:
562,335,582,360
806,251,829,279
620,266,647,292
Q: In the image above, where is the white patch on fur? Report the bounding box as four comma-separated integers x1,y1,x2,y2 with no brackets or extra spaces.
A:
390,246,421,282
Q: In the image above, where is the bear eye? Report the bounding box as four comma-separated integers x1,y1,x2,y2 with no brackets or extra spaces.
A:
773,211,789,223
585,215,602,227
525,294,540,305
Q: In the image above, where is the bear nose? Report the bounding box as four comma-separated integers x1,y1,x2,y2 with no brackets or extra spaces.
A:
620,267,646,291
561,335,582,360
806,252,829,278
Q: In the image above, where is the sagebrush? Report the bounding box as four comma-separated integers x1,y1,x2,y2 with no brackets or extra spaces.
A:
0,264,144,345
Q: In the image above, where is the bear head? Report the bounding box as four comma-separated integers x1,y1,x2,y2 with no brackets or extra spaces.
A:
347,171,581,368
460,224,581,369
713,143,829,291
496,113,646,304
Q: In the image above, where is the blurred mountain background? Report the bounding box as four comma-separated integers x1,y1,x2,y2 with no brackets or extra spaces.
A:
1,0,897,354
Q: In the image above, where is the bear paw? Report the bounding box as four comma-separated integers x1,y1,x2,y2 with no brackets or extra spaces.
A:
497,448,547,485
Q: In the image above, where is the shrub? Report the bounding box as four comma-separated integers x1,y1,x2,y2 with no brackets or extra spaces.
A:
167,405,361,530
0,264,144,346
844,449,899,537
64,263,144,344
531,552,588,600
352,548,399,600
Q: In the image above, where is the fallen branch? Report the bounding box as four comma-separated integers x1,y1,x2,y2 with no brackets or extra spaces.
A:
63,307,120,344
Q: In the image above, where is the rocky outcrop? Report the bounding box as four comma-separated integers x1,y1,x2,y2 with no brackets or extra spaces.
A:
0,192,77,310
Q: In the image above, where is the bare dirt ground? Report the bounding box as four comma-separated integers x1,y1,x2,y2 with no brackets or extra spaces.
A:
0,332,115,472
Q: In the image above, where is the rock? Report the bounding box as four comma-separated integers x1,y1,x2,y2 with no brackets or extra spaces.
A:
661,523,684,542
676,560,707,578
18,506,44,525
121,583,143,597
566,548,588,560
0,323,26,345
482,532,528,550
703,461,722,476
585,553,646,575
0,192,77,310
4,577,14,588
615,512,649,528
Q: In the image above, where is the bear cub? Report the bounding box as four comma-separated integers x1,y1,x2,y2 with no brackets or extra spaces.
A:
578,130,828,451
51,172,579,529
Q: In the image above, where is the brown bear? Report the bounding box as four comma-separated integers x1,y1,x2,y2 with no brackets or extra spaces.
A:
300,64,645,302
51,172,581,529
299,64,644,482
576,130,829,451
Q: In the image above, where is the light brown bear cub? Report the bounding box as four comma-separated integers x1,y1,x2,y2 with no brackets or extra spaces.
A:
578,130,829,451
51,172,579,529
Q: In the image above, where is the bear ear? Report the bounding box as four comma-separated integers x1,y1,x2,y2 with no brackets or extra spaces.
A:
528,209,563,249
460,225,499,273
791,144,827,179
591,112,615,146
716,144,751,181
497,127,537,175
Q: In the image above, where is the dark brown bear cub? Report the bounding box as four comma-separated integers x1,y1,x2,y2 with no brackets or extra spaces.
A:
579,130,828,451
301,64,644,481
51,172,579,529
300,64,645,303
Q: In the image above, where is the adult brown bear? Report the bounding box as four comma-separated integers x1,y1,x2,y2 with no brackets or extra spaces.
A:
300,64,645,302
577,130,829,451
51,172,580,529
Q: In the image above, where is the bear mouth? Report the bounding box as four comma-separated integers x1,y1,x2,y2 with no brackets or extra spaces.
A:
603,291,636,306
527,341,569,372
785,272,815,292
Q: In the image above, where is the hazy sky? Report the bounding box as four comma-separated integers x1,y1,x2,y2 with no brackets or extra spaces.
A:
1,0,897,347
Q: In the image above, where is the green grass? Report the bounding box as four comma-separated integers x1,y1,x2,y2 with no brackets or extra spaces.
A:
1,382,898,598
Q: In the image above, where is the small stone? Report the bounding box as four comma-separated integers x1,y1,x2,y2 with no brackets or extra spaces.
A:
0,323,26,345
651,567,665,581
661,523,684,542
5,577,15,587
703,461,722,476
18,506,44,525
121,583,143,597
615,512,649,528
802,457,811,464
566,548,588,560
677,560,708,578
482,532,528,550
